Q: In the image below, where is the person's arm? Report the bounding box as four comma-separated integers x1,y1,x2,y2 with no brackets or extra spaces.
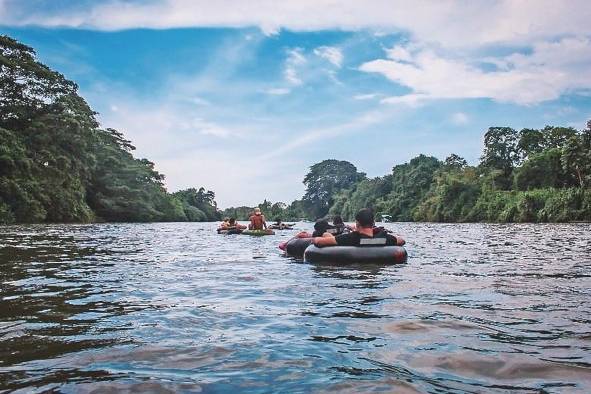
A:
262,215,267,229
296,231,311,238
313,236,337,247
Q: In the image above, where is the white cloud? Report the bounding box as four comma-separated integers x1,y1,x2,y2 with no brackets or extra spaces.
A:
193,118,233,138
380,93,427,107
353,93,379,100
385,45,413,62
2,1,591,48
314,46,343,68
284,48,306,85
265,87,290,95
451,112,469,125
361,37,591,105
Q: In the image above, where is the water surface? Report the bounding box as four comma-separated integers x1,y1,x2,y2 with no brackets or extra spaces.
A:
1,222,590,393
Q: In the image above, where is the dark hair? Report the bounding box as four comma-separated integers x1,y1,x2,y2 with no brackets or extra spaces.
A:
229,218,236,224
355,208,374,228
332,215,344,225
314,219,330,233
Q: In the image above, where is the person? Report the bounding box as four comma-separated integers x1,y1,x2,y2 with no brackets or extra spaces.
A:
228,217,246,230
219,217,231,229
294,219,331,239
249,207,267,230
314,208,405,247
331,215,354,235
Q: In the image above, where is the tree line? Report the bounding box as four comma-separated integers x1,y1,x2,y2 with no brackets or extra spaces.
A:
0,35,220,224
225,126,591,223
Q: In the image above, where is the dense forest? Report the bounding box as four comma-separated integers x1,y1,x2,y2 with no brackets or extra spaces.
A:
225,127,591,223
2,35,590,224
0,35,220,224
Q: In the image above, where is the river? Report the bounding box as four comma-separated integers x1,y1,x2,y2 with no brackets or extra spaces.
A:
1,222,590,393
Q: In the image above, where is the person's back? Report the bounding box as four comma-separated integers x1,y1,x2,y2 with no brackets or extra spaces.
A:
335,226,398,246
314,208,404,247
249,208,266,230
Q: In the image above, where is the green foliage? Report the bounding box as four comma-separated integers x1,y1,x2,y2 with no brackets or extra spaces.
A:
414,165,480,222
302,159,366,219
380,155,441,221
562,126,591,188
330,176,392,220
479,127,519,189
172,188,220,222
323,125,591,223
0,35,218,224
514,149,564,190
221,199,307,222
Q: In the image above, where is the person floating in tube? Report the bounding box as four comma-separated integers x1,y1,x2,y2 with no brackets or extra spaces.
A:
330,215,354,235
313,208,405,247
227,217,246,230
294,219,331,239
249,207,267,230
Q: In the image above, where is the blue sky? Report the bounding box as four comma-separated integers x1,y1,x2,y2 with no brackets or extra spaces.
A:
1,1,590,207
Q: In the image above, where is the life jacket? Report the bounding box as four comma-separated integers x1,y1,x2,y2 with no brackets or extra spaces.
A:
250,214,264,230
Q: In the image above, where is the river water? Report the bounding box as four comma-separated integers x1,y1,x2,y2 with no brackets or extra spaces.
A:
0,222,590,393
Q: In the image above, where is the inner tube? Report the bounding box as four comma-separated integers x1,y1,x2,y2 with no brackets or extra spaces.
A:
242,229,275,236
268,224,295,230
283,238,313,257
304,245,407,265
217,228,242,235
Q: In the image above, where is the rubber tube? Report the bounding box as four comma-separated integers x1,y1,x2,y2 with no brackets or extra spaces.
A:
304,245,407,264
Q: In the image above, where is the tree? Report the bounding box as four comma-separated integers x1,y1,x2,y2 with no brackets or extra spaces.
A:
514,149,564,190
383,155,442,221
444,153,468,169
0,35,217,224
542,126,577,149
302,159,366,218
517,128,546,161
562,133,590,188
479,127,519,189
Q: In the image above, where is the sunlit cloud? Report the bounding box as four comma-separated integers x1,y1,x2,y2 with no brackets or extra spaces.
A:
314,46,343,68
361,37,591,105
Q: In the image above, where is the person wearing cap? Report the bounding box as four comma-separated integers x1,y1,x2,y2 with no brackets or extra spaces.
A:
313,208,405,247
293,219,332,239
249,207,267,230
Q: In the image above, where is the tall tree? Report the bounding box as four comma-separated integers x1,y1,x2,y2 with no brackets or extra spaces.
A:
302,159,366,218
480,127,519,189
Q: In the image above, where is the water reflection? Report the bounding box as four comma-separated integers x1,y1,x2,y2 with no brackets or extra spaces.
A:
0,222,590,392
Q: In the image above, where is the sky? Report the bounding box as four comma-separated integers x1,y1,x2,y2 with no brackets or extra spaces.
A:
1,0,591,208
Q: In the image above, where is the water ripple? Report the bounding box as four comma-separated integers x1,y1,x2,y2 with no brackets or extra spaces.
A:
0,222,590,392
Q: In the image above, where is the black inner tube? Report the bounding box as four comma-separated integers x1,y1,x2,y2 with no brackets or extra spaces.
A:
304,245,407,265
284,238,313,257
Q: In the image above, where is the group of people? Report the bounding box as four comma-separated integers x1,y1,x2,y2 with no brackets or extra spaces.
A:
220,207,405,248
296,208,405,247
219,207,267,231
